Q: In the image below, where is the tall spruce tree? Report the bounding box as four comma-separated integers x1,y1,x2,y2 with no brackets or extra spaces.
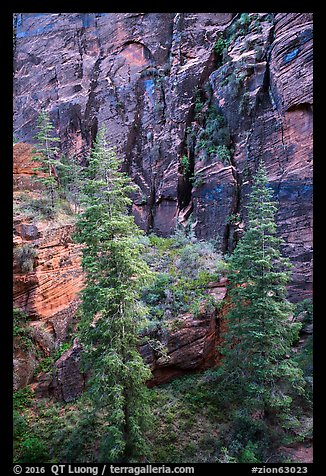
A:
32,109,61,209
217,162,305,422
74,128,152,463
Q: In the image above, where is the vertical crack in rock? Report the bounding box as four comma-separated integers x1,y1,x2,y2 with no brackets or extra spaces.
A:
176,46,228,221
83,56,103,149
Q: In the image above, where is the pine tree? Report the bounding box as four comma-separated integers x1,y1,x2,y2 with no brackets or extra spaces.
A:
32,109,61,209
74,127,153,463
217,162,305,422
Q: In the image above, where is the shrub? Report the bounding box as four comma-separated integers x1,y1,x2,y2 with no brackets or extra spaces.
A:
217,447,238,463
238,441,260,463
13,308,34,352
194,103,233,164
214,37,227,56
294,299,313,327
34,356,54,376
181,155,191,175
214,36,229,66
13,410,29,439
28,197,56,219
194,90,204,118
13,386,34,412
54,342,72,360
13,308,29,329
216,145,232,164
213,127,231,148
14,244,38,273
141,273,172,305
18,435,48,463
190,173,205,188
219,409,277,461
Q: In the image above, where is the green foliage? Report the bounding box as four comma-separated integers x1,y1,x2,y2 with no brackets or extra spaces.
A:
146,377,222,462
194,90,204,119
27,197,56,219
13,398,50,463
212,15,258,68
214,37,227,57
142,273,172,306
13,308,34,352
216,145,232,164
294,299,313,328
295,335,313,382
13,307,29,329
18,435,48,463
74,126,153,463
213,36,229,66
215,162,305,427
190,172,205,188
13,194,76,222
32,109,61,209
34,356,53,376
54,342,72,360
59,409,99,462
181,155,191,176
216,409,275,462
141,232,226,322
227,73,243,96
238,441,260,463
14,243,38,273
13,410,29,439
194,103,233,164
217,447,238,463
13,387,34,412
226,13,251,44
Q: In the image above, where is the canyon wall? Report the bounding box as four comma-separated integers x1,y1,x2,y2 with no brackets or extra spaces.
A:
13,12,313,300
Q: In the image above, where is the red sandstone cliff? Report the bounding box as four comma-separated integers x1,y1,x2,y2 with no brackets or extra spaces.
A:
13,143,84,390
13,13,313,302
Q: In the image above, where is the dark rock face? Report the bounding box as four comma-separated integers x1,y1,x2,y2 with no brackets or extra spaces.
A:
13,13,313,302
141,282,227,387
50,339,86,402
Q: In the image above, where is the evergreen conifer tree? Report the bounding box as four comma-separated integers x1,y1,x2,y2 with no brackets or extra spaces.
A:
74,127,152,463
32,109,61,209
217,162,305,423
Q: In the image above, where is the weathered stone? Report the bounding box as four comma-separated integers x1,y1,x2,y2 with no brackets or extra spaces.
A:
13,143,84,389
13,348,38,391
50,339,85,402
140,285,227,386
208,13,313,300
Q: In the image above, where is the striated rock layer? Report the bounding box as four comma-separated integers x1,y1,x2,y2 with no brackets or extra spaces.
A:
13,143,84,389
